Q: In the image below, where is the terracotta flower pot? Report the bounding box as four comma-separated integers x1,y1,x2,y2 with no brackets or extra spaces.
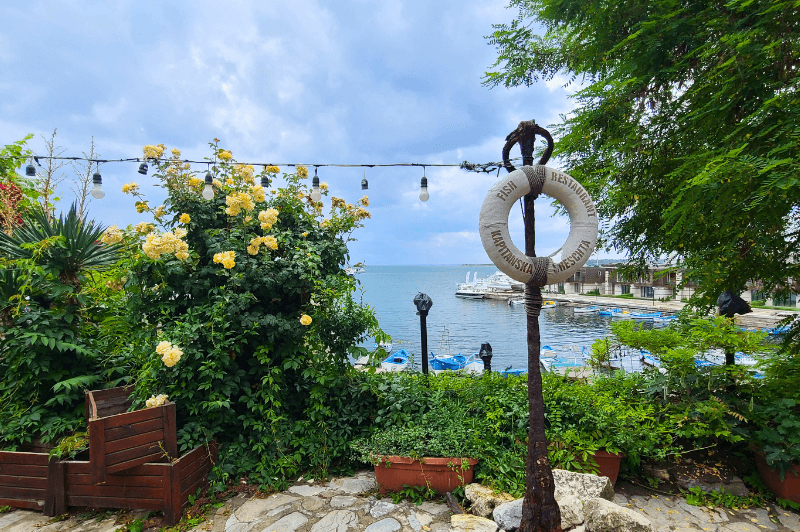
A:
754,452,800,504
373,456,479,494
592,450,624,484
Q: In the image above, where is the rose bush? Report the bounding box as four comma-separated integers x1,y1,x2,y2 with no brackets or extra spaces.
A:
106,142,384,487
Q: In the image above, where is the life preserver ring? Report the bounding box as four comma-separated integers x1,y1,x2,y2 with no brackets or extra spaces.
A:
478,166,598,285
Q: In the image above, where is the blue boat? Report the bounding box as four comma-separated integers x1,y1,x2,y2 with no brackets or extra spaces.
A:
630,311,662,320
598,308,623,316
766,325,791,336
380,349,410,372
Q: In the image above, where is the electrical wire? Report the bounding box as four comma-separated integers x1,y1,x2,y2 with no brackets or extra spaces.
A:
0,155,522,174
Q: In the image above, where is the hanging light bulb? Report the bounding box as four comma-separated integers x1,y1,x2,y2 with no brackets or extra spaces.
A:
419,167,429,202
310,167,322,201
361,170,368,190
202,169,215,200
91,171,105,199
261,170,270,188
26,160,36,176
138,161,149,175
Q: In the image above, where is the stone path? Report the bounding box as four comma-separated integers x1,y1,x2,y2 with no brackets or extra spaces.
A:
0,470,798,532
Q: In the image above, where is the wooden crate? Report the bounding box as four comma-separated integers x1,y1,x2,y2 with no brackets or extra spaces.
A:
0,451,50,510
86,387,177,484
1,386,217,526
45,442,217,525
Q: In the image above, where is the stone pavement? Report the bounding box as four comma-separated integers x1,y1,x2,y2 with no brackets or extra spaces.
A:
0,470,798,532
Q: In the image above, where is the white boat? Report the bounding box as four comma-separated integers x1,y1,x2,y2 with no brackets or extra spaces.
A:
380,349,410,372
508,298,525,306
456,271,486,299
631,311,662,320
344,266,364,275
611,311,633,320
573,305,600,314
455,271,524,299
373,341,393,354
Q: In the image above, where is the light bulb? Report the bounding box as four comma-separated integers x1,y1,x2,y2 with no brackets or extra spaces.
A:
419,177,429,202
202,170,214,200
310,175,321,201
91,172,105,199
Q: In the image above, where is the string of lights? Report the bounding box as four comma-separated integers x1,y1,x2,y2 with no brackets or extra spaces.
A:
1,153,523,202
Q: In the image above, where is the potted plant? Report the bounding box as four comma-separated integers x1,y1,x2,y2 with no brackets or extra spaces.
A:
748,396,800,503
351,409,479,494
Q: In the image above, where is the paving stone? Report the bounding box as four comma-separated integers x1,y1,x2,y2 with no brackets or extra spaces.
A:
330,477,378,495
773,508,800,530
259,511,308,532
414,511,433,528
407,512,422,531
266,504,293,517
748,509,777,530
417,502,450,519
634,497,685,527
237,494,301,521
718,524,764,532
308,510,358,532
0,512,27,530
302,496,326,511
614,493,630,506
430,524,452,532
371,501,399,518
288,485,331,497
365,518,402,532
451,514,499,532
331,495,360,508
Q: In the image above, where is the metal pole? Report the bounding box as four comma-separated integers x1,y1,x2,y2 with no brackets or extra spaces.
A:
503,121,562,532
420,310,429,375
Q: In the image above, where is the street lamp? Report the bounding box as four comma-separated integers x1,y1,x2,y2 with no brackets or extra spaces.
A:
413,293,433,374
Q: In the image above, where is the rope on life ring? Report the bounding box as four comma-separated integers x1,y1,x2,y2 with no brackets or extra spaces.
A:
478,166,598,286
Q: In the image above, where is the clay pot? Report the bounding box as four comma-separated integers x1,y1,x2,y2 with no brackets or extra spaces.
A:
754,452,800,504
373,456,478,494
593,450,625,484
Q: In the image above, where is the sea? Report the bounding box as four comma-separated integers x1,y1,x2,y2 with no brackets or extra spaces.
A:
353,265,616,371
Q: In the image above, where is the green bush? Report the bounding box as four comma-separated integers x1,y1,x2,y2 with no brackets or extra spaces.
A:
105,143,384,487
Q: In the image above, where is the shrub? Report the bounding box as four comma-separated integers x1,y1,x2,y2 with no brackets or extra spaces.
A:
109,143,383,487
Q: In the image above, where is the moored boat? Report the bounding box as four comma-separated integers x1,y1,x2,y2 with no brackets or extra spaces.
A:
573,305,600,314
630,311,662,320
380,349,410,372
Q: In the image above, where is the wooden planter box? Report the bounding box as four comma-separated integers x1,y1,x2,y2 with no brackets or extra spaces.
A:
0,386,217,526
374,456,478,494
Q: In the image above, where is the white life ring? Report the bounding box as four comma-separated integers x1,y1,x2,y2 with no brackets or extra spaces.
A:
478,166,598,285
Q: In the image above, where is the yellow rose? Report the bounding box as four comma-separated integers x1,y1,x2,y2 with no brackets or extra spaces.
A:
122,182,139,194
300,314,312,326
179,213,191,224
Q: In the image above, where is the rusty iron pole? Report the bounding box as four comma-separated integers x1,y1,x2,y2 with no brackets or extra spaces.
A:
503,120,562,532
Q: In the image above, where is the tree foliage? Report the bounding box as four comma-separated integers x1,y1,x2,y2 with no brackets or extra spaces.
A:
485,0,800,309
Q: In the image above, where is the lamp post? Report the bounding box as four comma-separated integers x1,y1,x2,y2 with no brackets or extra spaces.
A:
413,293,433,374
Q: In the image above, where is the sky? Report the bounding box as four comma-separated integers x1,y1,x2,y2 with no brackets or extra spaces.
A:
1,0,623,265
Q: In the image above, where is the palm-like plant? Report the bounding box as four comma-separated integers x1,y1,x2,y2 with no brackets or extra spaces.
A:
0,204,120,289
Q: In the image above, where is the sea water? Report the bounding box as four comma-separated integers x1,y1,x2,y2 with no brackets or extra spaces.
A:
353,265,615,371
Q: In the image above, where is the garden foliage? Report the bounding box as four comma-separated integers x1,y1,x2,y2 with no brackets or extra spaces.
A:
103,143,384,488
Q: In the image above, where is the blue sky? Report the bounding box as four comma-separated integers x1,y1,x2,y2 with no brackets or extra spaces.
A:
1,0,622,265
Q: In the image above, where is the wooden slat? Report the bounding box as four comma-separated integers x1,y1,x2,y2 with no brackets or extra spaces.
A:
103,407,164,429
181,475,209,502
0,486,45,500
89,417,107,485
0,475,48,489
66,483,164,499
44,460,65,516
0,464,48,477
106,451,165,475
180,463,211,497
105,429,164,455
65,461,167,483
176,445,209,475
66,471,165,488
163,403,178,460
66,495,163,511
0,452,50,465
0,497,43,510
105,418,163,442
179,453,209,484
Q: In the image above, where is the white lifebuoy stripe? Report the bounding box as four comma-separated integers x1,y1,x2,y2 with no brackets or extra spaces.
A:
478,166,598,285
